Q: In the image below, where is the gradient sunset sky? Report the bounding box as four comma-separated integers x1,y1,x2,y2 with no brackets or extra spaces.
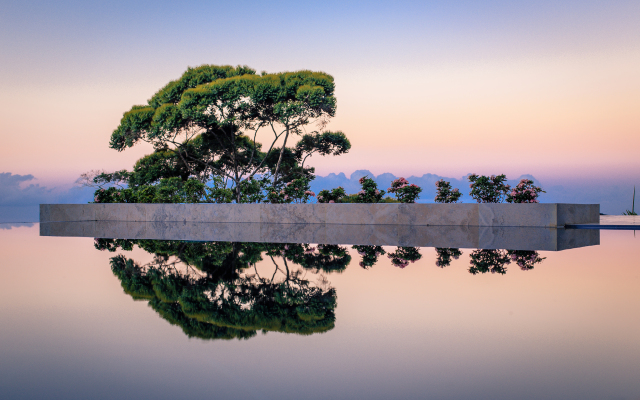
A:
1,0,638,186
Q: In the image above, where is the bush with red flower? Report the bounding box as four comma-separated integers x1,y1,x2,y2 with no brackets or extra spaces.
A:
434,180,461,203
387,177,422,203
266,177,315,204
506,179,545,203
355,176,385,203
317,186,347,203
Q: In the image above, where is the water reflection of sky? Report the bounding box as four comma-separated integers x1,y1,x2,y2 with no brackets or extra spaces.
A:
1,224,639,400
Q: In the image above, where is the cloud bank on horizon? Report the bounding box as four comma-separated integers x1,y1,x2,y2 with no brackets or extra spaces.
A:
0,170,635,221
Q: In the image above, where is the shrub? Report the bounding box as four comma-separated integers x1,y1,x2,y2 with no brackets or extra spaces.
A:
387,177,422,203
267,177,315,204
434,180,461,203
317,187,346,203
94,187,136,203
468,174,510,203
506,179,545,203
355,176,384,203
205,176,234,203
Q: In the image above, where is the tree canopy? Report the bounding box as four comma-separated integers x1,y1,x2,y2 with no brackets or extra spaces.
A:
106,65,350,202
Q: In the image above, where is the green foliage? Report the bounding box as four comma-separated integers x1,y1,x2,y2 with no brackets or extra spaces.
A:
93,187,136,203
506,179,545,204
294,131,351,165
468,249,510,275
354,176,384,203
94,177,206,203
266,177,315,204
317,186,346,203
468,174,510,203
77,170,130,190
435,248,462,268
623,186,636,215
104,238,340,340
507,250,545,271
203,176,233,203
434,180,462,203
387,177,422,203
353,245,385,269
103,64,348,203
386,247,422,268
155,177,206,203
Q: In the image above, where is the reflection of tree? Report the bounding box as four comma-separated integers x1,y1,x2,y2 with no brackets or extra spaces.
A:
272,243,351,273
435,248,462,268
468,249,510,275
352,245,385,269
468,249,547,274
507,250,545,271
99,239,339,340
387,247,422,268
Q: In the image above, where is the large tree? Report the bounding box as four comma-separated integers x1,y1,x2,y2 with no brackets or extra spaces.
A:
108,65,350,202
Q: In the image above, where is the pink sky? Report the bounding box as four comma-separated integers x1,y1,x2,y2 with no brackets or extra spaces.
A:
1,1,638,187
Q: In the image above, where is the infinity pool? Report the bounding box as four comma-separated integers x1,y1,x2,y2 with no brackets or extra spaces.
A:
1,223,638,399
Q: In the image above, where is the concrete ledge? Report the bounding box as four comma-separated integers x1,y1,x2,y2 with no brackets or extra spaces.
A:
39,221,600,251
40,203,599,227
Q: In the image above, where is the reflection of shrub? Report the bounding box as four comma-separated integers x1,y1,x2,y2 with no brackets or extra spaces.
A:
387,247,422,268
468,249,510,275
434,180,461,203
468,174,510,203
435,248,462,268
353,245,386,269
94,238,134,252
275,243,351,273
507,250,545,270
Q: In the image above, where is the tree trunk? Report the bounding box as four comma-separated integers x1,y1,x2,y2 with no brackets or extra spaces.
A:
273,126,289,186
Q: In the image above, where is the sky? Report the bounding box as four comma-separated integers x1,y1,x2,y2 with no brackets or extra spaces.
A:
1,0,639,189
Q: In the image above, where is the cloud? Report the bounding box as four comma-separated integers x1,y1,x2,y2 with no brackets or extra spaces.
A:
0,172,94,206
0,222,35,230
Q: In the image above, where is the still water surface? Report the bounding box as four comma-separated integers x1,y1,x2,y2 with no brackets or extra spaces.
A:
1,223,639,399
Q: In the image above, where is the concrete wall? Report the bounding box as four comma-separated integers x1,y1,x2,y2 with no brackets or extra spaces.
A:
40,203,599,227
39,221,599,251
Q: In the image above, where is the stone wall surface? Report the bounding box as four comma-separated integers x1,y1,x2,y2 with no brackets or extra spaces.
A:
40,203,600,227
39,221,599,251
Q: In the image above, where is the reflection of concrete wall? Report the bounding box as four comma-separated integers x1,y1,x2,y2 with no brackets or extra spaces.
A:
40,203,599,227
40,221,600,251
